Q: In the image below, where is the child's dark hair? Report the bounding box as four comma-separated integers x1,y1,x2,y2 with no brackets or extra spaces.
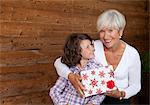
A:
61,33,93,68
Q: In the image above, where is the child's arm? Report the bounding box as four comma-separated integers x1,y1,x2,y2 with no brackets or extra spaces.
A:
87,95,105,105
49,77,68,105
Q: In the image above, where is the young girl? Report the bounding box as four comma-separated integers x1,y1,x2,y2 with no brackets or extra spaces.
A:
49,33,105,105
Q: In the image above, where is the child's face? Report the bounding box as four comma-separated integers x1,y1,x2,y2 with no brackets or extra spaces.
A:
80,39,95,60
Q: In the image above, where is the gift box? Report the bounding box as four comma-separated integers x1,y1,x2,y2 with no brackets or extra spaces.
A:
80,66,116,97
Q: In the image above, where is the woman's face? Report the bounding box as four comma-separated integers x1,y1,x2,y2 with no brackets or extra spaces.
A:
99,28,121,49
80,39,95,60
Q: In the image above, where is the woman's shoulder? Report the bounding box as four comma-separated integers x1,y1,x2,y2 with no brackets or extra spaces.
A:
125,42,140,56
126,43,139,53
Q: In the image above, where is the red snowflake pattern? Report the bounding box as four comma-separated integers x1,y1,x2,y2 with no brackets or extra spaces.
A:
101,80,105,85
99,71,105,78
90,78,98,87
82,73,88,80
96,88,102,94
109,70,114,77
88,89,93,94
91,70,95,75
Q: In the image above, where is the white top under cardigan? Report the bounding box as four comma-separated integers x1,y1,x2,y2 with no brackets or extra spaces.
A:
54,40,141,99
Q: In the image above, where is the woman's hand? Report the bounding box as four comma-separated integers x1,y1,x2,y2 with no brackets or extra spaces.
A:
105,89,123,99
68,73,85,97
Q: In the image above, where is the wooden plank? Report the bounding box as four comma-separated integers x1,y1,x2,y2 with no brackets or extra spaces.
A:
0,36,64,51
0,6,73,24
0,73,58,98
102,0,146,7
10,37,64,50
0,21,86,37
0,21,95,37
0,0,147,17
0,91,53,105
0,0,96,16
94,0,147,14
0,0,73,13
0,63,52,74
0,63,57,81
0,5,98,25
0,50,61,67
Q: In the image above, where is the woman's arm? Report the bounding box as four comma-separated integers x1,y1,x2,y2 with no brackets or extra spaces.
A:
122,51,141,99
54,57,71,79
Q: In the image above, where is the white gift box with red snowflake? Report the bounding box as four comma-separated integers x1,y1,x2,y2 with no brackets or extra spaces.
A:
80,66,116,97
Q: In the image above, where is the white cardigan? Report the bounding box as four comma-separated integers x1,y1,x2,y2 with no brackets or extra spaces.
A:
54,40,141,99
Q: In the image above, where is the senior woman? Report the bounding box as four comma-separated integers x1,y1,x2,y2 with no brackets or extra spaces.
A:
54,9,141,104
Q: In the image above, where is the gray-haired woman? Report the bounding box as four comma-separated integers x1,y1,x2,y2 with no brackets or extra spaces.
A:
54,9,141,105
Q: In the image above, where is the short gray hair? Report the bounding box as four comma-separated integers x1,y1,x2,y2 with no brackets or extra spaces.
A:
97,9,126,32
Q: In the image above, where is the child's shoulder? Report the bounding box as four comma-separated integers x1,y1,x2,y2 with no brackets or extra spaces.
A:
70,66,80,73
89,58,102,65
88,58,96,63
87,59,103,68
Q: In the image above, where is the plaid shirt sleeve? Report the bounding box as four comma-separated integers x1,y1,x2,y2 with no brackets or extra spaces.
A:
87,95,105,105
49,77,68,105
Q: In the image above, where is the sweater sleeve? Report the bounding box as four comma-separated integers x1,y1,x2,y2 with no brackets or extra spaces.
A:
54,57,72,79
88,95,105,105
123,50,141,99
49,77,68,104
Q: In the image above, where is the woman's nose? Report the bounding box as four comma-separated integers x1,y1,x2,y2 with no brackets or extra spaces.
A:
104,32,110,39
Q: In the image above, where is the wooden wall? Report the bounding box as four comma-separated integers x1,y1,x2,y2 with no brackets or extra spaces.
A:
0,0,149,105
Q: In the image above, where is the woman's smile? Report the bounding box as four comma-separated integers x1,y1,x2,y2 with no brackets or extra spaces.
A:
103,39,112,47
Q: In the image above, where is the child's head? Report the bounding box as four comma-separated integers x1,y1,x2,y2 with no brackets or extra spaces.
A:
62,33,95,67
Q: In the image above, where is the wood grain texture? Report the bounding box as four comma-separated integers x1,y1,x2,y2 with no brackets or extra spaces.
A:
0,0,149,105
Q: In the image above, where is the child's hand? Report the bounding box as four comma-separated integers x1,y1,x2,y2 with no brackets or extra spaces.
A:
68,73,85,97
